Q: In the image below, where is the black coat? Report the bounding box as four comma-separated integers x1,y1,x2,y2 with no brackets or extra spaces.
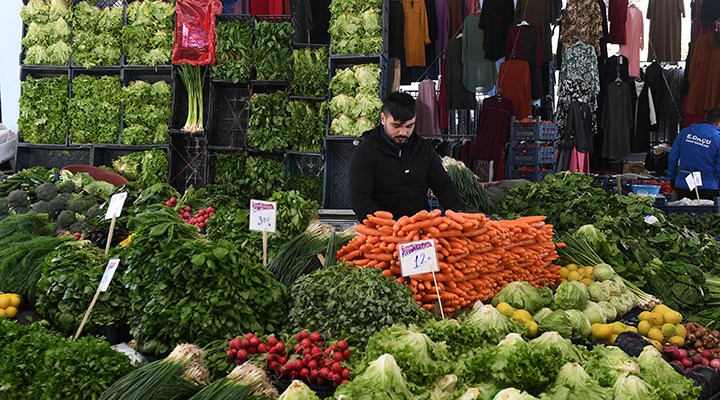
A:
349,126,465,220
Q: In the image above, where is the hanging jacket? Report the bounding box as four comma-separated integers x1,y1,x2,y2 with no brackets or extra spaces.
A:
669,123,720,190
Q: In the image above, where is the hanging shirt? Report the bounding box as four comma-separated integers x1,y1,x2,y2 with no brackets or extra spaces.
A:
448,0,464,38
557,79,598,151
250,0,282,15
647,0,685,62
559,0,604,56
608,0,629,44
389,0,406,65
514,0,555,62
619,5,644,77
403,0,432,67
416,80,442,137
498,59,532,118
687,32,720,114
435,0,450,58
560,43,600,96
506,24,543,99
446,37,477,109
470,95,514,161
601,81,633,159
631,80,658,153
462,15,497,91
478,0,515,61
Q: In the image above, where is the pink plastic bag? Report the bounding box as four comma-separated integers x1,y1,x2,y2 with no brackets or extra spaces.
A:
172,0,223,66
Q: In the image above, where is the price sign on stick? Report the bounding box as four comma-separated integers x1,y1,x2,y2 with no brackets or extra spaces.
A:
105,192,128,220
685,174,697,191
693,172,703,187
99,259,120,292
249,200,277,233
399,239,445,318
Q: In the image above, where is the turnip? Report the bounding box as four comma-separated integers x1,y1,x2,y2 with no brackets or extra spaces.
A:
702,358,710,366
710,359,720,369
682,358,694,368
692,353,704,364
678,348,688,360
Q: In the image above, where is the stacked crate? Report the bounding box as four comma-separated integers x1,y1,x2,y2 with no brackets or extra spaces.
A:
506,118,558,182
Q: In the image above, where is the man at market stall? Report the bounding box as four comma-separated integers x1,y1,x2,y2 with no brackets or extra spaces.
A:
349,91,465,220
668,108,720,200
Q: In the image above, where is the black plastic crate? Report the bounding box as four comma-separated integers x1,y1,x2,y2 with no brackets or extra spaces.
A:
510,118,558,141
121,66,174,85
285,151,323,179
15,143,92,170
20,67,71,83
323,136,361,209
72,0,125,7
207,83,250,148
169,130,208,192
92,144,171,181
508,144,557,165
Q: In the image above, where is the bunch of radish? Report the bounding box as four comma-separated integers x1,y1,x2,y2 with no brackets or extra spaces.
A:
165,197,215,228
226,331,352,387
663,345,720,370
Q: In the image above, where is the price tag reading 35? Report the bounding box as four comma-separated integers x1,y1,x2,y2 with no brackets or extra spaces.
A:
249,199,277,233
399,239,440,277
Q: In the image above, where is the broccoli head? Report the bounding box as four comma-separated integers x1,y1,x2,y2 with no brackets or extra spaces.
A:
35,182,58,202
68,221,89,234
7,190,31,209
83,204,100,219
49,193,71,211
56,209,77,229
11,207,29,215
55,180,76,194
0,198,8,215
31,201,56,218
67,196,97,213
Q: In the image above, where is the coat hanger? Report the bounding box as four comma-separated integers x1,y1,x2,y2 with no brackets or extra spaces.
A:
517,20,529,26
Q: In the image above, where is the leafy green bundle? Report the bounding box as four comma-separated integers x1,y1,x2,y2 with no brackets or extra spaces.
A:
254,21,294,81
18,76,69,144
70,74,122,144
122,0,174,66
291,47,329,98
247,91,290,151
287,100,326,152
213,20,254,82
111,148,169,188
72,1,122,68
20,0,71,65
328,0,383,55
329,64,382,136
121,80,172,145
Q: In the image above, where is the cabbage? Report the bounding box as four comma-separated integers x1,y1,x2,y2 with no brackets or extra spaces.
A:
354,92,382,119
492,388,538,400
277,380,320,400
354,64,381,95
529,332,587,363
592,263,615,281
565,309,592,340
354,116,376,134
539,362,611,400
471,334,546,393
583,301,607,324
576,224,606,244
587,282,610,302
329,94,355,117
459,305,524,347
601,280,622,296
330,68,358,97
598,301,617,322
538,310,573,338
330,114,355,135
611,375,658,400
533,307,553,323
457,383,501,400
491,282,553,314
637,346,701,400
609,297,628,316
334,354,416,400
427,375,460,399
553,281,589,310
585,346,641,387
620,293,638,311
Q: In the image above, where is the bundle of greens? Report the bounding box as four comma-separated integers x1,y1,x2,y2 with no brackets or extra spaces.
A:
121,80,172,145
288,101,326,152
442,156,500,214
36,240,129,336
213,20,254,82
21,0,71,65
211,152,246,185
254,21,294,81
69,74,122,144
247,91,291,151
291,47,329,98
100,343,209,400
328,0,383,55
112,148,169,188
329,64,382,136
284,174,323,204
244,156,285,199
122,207,288,354
18,75,69,144
122,0,174,66
0,166,55,198
178,64,206,133
188,363,277,399
72,1,122,68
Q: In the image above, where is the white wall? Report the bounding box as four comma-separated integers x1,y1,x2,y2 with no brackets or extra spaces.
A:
0,1,22,132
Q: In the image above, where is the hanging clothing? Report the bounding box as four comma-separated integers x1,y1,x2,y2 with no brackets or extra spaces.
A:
566,101,594,153
559,43,600,97
425,0,439,68
462,15,497,91
446,37,477,109
506,24,543,99
389,0,406,65
632,80,658,153
417,80,442,137
308,0,330,44
514,0,555,63
498,59,532,118
647,0,685,62
660,66,685,143
435,0,450,58
619,5,644,77
559,0,604,56
597,0,610,60
231,0,249,14
609,0,629,44
250,0,282,15
478,0,515,61
568,148,591,172
448,0,464,38
557,79,598,151
291,0,312,43
700,0,720,26
602,81,633,159
644,62,665,143
403,0,431,67
464,0,477,17
687,32,720,114
438,62,449,130
470,95,513,161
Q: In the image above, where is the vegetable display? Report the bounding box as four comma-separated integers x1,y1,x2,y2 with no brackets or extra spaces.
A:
291,47,329,98
287,101,326,153
121,80,172,145
337,210,561,313
328,0,383,55
247,91,291,151
213,20,254,82
329,64,382,136
69,74,122,144
72,1,122,68
443,156,500,215
18,76,69,144
20,0,72,65
112,148,169,188
122,0,174,66
254,21,294,81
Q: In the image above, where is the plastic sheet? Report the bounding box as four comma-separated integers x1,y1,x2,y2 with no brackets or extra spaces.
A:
171,0,223,65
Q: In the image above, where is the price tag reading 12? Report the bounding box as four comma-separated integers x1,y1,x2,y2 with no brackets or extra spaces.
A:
249,199,277,233
399,239,440,277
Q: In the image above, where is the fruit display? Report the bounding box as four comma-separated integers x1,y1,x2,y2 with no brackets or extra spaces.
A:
636,304,687,347
0,293,20,319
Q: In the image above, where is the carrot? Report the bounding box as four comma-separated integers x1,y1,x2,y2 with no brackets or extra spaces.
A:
377,226,393,236
389,265,402,275
355,224,382,236
366,235,381,244
370,216,396,227
374,210,394,220
431,229,463,238
354,259,371,266
341,249,362,261
422,304,435,310
377,261,390,269
401,216,443,233
381,269,394,277
410,210,429,223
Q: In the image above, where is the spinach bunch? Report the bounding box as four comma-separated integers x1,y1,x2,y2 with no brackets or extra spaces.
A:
254,21,293,81
247,91,291,151
213,20,254,82
244,156,286,199
18,76,69,144
121,80,172,145
291,47,329,98
70,74,122,144
287,101,326,153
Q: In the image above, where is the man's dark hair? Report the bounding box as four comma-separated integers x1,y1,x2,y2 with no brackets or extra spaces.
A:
706,108,720,124
381,91,416,123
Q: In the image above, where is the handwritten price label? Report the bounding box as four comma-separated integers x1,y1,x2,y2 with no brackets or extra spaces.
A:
104,192,127,220
99,259,120,292
399,239,440,277
249,199,277,233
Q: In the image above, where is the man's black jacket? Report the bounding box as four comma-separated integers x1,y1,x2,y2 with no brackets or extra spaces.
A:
349,125,465,220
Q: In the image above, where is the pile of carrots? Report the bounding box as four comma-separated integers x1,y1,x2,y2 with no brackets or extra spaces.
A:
336,209,562,314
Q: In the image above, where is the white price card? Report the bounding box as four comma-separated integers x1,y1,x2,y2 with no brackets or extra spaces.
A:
399,239,440,277
249,199,277,233
685,174,697,190
105,192,128,219
99,259,120,292
693,171,703,187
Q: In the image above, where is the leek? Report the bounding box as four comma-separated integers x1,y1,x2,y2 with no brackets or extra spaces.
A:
189,363,277,400
178,64,206,133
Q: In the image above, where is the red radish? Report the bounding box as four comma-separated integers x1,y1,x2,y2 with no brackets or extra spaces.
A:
301,338,312,347
177,213,184,218
702,350,713,359
300,368,310,378
229,338,242,350
337,340,349,350
316,341,324,347
316,377,325,385
343,349,351,358
269,361,280,370
236,349,248,360
234,358,243,365
241,339,250,348
227,349,237,358
308,360,318,370
310,332,321,342
331,362,343,374
267,354,278,362
340,379,349,386
268,337,278,347
247,346,257,354
320,367,331,378
324,348,333,357
682,358,694,368
257,343,268,353
341,368,350,379
332,352,344,362
678,348,688,360
250,337,260,347
279,356,288,365
208,206,215,212
332,373,341,382
692,353,704,365
310,370,319,381
275,342,285,352
702,358,710,366
245,332,255,339
710,359,720,369
294,344,302,353
299,331,309,340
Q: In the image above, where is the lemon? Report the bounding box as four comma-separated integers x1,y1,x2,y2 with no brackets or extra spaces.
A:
592,324,613,340
568,271,580,281
566,263,578,271
581,277,593,286
585,266,594,276
560,268,569,279
611,321,627,334
668,336,685,347
0,295,10,309
649,339,663,351
0,309,5,318
496,302,515,317
653,304,671,314
512,309,533,323
675,324,687,338
637,320,652,336
638,311,653,322
4,306,16,319
664,310,683,324
8,294,20,308
649,312,665,326
648,328,664,342
525,320,539,338
661,323,677,338
577,267,587,276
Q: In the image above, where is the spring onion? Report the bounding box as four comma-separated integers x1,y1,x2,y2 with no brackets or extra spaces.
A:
177,64,205,133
